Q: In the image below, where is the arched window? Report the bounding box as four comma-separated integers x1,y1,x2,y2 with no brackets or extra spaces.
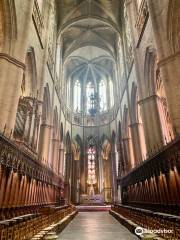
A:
73,80,81,112
109,80,114,107
67,80,71,107
99,80,107,112
86,81,95,113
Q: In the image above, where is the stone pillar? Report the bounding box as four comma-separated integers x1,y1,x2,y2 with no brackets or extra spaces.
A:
139,95,164,151
122,137,134,172
59,147,64,175
0,1,34,135
110,150,117,202
129,122,146,164
147,0,180,135
38,124,52,164
51,139,60,173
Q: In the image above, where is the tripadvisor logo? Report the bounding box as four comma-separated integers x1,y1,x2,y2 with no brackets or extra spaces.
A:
135,227,144,236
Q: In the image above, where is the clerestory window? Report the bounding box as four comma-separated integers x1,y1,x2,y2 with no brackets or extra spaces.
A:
74,80,81,112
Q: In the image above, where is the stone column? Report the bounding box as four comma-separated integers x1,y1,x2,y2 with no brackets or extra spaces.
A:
129,122,146,164
139,95,164,152
0,1,34,135
51,139,60,173
38,124,52,164
110,150,117,202
147,0,180,135
59,147,65,175
122,138,134,172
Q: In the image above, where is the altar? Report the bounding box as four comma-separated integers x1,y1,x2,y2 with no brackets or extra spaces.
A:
80,194,104,205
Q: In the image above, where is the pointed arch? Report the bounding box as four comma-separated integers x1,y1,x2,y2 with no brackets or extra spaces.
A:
144,46,157,97
22,47,38,97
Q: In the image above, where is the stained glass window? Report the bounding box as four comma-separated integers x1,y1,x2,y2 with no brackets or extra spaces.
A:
86,81,95,113
99,80,107,112
109,80,114,107
87,147,96,185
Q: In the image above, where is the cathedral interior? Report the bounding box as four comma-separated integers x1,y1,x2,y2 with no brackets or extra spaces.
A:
0,0,180,239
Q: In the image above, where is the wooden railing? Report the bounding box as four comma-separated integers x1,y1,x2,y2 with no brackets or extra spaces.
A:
0,205,76,240
111,204,180,239
0,132,61,187
119,136,180,210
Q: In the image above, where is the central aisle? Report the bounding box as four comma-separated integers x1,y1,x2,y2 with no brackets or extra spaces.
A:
58,212,138,240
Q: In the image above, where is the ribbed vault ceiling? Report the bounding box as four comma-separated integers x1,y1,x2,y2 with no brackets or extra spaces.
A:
57,0,121,87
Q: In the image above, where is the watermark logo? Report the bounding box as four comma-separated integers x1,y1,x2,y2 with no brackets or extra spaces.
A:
135,227,173,236
135,227,144,236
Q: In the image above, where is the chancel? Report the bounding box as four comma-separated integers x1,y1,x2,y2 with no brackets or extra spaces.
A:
0,0,180,239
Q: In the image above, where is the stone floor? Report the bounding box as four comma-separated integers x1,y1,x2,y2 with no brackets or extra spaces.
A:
58,212,139,240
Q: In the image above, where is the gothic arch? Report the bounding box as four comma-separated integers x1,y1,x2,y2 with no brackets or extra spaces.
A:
144,46,157,97
22,47,37,97
122,105,135,170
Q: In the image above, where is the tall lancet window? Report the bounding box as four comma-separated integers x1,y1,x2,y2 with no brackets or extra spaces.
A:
86,81,95,113
99,80,107,112
74,80,81,112
67,80,71,107
109,80,114,107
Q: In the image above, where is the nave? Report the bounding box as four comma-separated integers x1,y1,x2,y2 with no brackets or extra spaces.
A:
58,211,138,240
0,0,180,239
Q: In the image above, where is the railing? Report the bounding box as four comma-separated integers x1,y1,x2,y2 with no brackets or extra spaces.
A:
119,137,180,188
60,103,118,127
111,204,180,239
0,132,61,187
0,205,76,240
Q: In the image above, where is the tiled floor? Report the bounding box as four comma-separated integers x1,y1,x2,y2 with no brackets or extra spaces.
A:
58,212,139,240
